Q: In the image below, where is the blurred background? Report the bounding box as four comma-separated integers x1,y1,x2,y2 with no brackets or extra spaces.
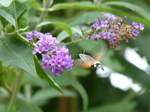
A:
28,0,150,111
1,0,150,112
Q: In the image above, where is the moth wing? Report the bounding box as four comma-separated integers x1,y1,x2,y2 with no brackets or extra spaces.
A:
73,59,84,67
93,45,107,61
79,54,96,65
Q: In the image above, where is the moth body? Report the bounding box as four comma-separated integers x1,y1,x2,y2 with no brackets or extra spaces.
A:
74,53,104,70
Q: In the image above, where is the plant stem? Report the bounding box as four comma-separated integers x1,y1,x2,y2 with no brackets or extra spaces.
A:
36,0,53,31
0,26,28,38
24,84,32,102
7,69,24,112
0,61,3,85
17,33,33,47
65,38,88,46
13,0,18,31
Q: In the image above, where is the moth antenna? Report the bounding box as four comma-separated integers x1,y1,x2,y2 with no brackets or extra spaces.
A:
83,50,85,54
77,48,82,53
77,48,85,54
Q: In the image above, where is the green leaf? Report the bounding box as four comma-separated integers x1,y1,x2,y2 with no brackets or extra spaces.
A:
49,1,150,25
36,21,73,41
30,0,41,9
57,30,69,41
55,42,66,47
53,70,77,87
0,0,12,7
69,11,103,26
16,99,43,112
22,72,48,88
33,54,63,94
0,104,7,112
71,80,88,112
72,67,91,77
31,88,76,106
102,49,122,71
57,26,89,41
17,8,28,29
76,39,104,54
50,1,94,11
71,27,83,36
102,1,150,21
53,71,88,112
0,9,15,27
16,0,30,29
0,86,10,97
16,0,31,19
0,37,38,78
57,26,84,41
88,101,137,112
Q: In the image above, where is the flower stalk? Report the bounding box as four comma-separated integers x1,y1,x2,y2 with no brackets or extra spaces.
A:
7,69,24,112
36,0,53,31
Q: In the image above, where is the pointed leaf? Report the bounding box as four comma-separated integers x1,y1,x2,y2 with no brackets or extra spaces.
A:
50,1,94,11
16,100,43,112
33,55,63,93
36,21,73,41
30,0,41,9
69,11,103,26
0,0,12,7
16,0,30,29
102,1,150,21
57,26,84,41
16,0,31,18
0,104,7,112
57,30,69,41
31,88,76,106
0,9,15,27
71,80,88,112
0,37,38,78
53,71,88,112
49,1,150,25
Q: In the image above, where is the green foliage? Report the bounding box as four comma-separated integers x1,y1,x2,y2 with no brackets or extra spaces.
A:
0,37,37,78
53,71,88,112
0,0,12,7
16,100,43,112
33,54,63,93
0,9,15,27
103,1,150,21
31,88,76,106
0,104,7,112
88,101,137,112
0,0,150,112
36,21,73,40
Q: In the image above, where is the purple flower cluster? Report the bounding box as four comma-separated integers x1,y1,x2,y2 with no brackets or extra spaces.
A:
26,31,74,77
74,13,144,49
